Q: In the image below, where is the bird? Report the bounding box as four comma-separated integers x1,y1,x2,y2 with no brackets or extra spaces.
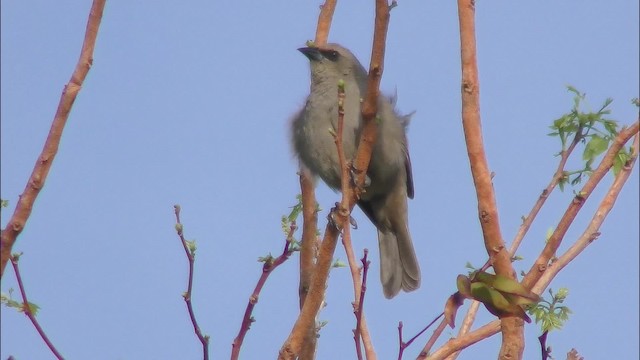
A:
290,43,420,298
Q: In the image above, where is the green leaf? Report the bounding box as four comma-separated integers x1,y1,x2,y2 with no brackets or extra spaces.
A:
583,135,609,161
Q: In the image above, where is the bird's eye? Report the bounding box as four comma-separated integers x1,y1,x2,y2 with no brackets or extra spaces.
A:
323,50,340,62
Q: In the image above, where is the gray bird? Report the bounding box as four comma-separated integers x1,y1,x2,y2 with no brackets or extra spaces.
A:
291,43,420,298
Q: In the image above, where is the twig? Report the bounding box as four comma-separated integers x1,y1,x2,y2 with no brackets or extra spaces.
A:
0,0,107,278
353,250,371,360
456,0,522,358
232,221,298,360
416,318,449,359
426,321,501,360
173,205,209,360
10,254,64,359
397,313,444,360
538,331,550,360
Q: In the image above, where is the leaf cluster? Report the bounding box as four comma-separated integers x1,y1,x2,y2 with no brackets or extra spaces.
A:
528,288,572,333
548,86,632,190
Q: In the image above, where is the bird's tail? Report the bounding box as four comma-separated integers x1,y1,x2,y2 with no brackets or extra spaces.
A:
378,226,421,299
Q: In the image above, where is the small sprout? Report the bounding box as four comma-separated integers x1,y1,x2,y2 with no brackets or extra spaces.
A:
175,223,183,233
186,239,197,256
511,255,524,262
332,259,347,268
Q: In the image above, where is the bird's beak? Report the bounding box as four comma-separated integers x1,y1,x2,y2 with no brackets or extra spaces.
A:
298,47,323,61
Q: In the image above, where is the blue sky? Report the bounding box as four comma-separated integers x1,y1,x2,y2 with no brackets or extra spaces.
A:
1,1,638,359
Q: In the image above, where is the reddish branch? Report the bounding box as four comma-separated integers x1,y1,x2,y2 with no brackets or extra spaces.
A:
279,1,392,358
396,312,444,360
298,171,318,310
0,0,107,278
353,250,371,360
522,121,639,289
456,0,522,358
232,223,298,360
10,255,64,359
314,0,337,47
427,122,639,360
296,2,339,357
448,107,618,360
173,205,209,360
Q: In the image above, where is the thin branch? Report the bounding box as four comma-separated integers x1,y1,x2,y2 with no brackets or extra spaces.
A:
353,250,371,360
11,255,64,359
457,0,522,358
416,318,449,359
531,128,639,294
173,205,209,360
426,321,501,360
522,121,639,289
232,222,297,360
398,312,444,360
0,0,107,278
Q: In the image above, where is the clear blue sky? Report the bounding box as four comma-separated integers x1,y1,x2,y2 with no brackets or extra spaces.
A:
1,1,638,359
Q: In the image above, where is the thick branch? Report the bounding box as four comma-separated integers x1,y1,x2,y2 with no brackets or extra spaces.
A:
0,0,107,277
314,0,337,46
280,1,392,358
433,121,639,359
457,0,521,358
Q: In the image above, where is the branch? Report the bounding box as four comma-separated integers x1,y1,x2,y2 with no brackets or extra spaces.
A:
522,121,639,289
298,171,319,310
426,321,501,360
448,103,612,360
0,0,107,278
279,1,392,358
456,0,522,358
296,3,339,357
431,122,639,359
10,254,64,359
397,313,444,360
314,0,337,46
173,205,209,360
531,128,639,294
232,222,297,360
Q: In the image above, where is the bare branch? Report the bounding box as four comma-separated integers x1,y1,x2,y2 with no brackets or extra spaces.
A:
280,1,393,358
232,222,297,360
0,0,107,277
173,205,209,360
456,0,522,357
314,0,337,46
10,255,64,359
